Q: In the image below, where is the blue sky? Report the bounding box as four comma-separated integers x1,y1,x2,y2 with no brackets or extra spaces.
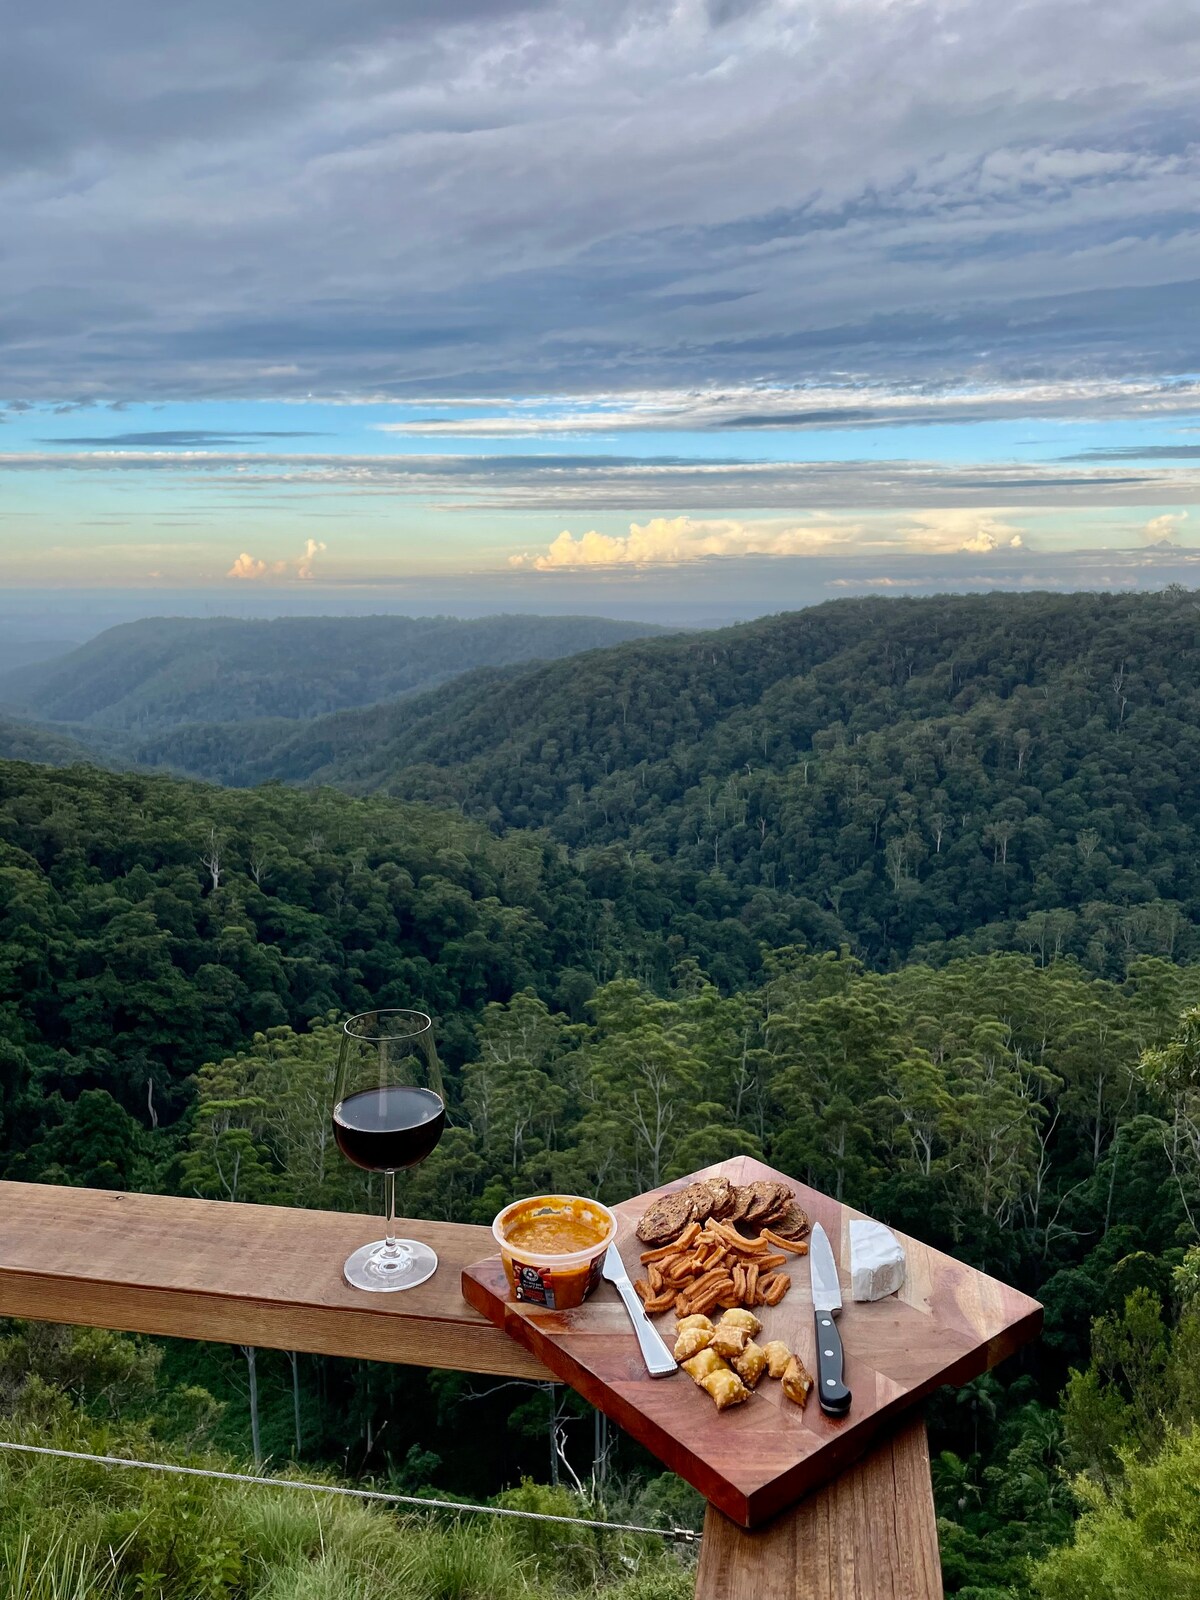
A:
4,0,1200,612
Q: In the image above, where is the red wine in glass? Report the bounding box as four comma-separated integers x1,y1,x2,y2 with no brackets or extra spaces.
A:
332,1010,445,1292
333,1085,446,1172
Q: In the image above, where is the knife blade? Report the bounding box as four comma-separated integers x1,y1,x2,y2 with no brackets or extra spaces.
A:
602,1243,677,1377
809,1223,852,1416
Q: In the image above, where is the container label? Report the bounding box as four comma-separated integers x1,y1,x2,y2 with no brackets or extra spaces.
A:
510,1254,603,1309
514,1263,557,1307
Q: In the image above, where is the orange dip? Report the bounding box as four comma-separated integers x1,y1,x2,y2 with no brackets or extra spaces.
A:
494,1194,616,1310
505,1209,606,1255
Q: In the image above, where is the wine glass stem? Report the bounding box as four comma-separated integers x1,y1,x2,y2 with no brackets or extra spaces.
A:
384,1169,397,1252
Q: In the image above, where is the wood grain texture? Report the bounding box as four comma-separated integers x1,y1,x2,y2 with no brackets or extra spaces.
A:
694,1415,943,1600
462,1155,1042,1526
0,1182,545,1379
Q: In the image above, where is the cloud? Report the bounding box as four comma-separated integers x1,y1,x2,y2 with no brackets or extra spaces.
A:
1141,510,1188,545
376,380,1200,437
296,538,326,580
6,447,1200,515
227,552,275,580
896,511,1025,555
39,429,325,447
4,1,1200,400
227,538,327,581
510,512,1028,569
510,516,863,569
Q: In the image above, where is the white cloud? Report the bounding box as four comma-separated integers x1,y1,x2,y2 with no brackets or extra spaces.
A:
227,551,272,580
895,511,1025,554
508,516,863,570
509,511,1034,570
227,539,326,581
1141,510,1187,544
296,537,327,580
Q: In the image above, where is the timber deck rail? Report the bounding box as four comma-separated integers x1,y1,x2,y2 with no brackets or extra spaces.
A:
0,1182,942,1599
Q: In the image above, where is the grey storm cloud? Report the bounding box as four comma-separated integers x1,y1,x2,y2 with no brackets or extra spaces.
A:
4,0,1200,403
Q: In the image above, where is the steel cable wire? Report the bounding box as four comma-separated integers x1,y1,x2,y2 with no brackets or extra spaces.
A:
0,1440,700,1542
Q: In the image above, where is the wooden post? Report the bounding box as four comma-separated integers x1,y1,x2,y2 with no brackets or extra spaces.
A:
0,1183,944,1596
696,1415,942,1600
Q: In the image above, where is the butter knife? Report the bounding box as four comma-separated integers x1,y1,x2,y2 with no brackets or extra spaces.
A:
602,1243,677,1377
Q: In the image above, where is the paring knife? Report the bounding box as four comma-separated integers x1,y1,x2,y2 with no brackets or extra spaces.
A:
602,1243,678,1377
809,1223,853,1417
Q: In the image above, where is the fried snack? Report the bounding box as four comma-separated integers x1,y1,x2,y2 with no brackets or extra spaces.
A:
662,1254,697,1285
732,1339,768,1388
781,1354,814,1408
634,1279,652,1304
710,1322,749,1360
638,1219,700,1261
700,1366,751,1410
761,1228,810,1255
762,1339,792,1380
689,1275,735,1315
643,1288,679,1314
719,1306,762,1337
674,1326,713,1362
676,1313,714,1334
682,1347,725,1385
762,1273,791,1306
711,1221,770,1255
631,1194,799,1316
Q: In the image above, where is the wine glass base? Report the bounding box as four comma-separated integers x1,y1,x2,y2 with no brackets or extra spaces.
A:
343,1239,438,1293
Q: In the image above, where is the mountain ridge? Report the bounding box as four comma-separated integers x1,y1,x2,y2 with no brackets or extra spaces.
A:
121,589,1200,971
0,611,672,732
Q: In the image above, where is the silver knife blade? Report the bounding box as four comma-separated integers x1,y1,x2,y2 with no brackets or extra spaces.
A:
809,1222,843,1314
602,1242,677,1377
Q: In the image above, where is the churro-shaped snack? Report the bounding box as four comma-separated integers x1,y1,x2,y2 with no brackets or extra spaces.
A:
781,1354,814,1408
700,1366,751,1411
732,1339,768,1388
710,1322,749,1360
673,1326,713,1362
719,1307,762,1338
682,1347,725,1386
676,1313,714,1334
761,1273,791,1306
761,1340,792,1380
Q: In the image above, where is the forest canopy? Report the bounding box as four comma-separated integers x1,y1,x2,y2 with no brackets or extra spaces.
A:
3,590,1200,1597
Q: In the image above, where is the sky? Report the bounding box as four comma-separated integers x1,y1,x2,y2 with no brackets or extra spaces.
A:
4,0,1200,626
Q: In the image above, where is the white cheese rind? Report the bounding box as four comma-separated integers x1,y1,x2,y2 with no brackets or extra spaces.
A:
849,1219,906,1301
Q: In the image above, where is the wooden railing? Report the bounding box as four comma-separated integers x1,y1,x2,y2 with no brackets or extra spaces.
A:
0,1183,942,1598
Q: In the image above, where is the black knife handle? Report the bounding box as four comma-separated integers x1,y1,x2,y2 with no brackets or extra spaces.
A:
814,1310,852,1416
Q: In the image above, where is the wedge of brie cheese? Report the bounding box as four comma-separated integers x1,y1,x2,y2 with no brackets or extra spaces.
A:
849,1219,906,1301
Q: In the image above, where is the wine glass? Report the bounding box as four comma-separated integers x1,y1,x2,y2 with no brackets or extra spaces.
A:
332,1009,445,1292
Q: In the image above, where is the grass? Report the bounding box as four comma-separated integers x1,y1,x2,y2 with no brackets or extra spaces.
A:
0,1436,696,1600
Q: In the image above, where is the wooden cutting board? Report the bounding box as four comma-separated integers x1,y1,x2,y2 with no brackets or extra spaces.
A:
461,1155,1042,1527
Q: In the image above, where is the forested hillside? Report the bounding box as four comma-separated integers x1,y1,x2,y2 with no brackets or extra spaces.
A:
0,612,668,732
133,590,1200,974
0,714,99,768
4,594,1200,1598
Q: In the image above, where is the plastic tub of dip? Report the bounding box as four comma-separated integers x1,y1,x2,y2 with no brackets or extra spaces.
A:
492,1194,618,1310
